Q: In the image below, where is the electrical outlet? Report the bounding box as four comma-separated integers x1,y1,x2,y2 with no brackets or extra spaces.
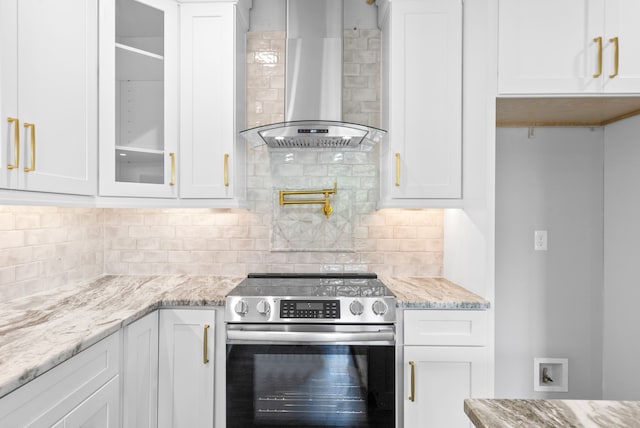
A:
534,230,547,251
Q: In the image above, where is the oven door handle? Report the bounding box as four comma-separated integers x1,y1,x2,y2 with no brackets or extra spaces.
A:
227,328,395,344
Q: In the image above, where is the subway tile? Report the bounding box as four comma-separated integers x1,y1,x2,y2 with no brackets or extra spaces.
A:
376,240,400,252
399,240,428,252
230,239,255,251
110,238,137,250
137,238,161,250
183,239,209,251
344,37,368,50
0,230,25,248
121,251,144,263
144,251,168,263
247,38,271,52
263,31,285,40
0,212,15,230
160,239,183,251
2,247,34,265
393,226,417,239
15,214,41,229
0,267,16,285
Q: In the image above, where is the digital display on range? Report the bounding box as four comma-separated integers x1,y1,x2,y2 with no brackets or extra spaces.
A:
296,302,324,310
280,300,340,319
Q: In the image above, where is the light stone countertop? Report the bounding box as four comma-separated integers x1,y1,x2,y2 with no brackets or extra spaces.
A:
0,274,488,399
464,399,640,427
382,276,489,309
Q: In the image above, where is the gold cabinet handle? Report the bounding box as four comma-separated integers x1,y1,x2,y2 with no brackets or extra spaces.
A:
23,123,35,172
395,153,401,186
609,37,619,78
7,117,19,169
408,361,415,402
169,152,176,186
593,36,602,78
203,324,210,364
223,153,229,187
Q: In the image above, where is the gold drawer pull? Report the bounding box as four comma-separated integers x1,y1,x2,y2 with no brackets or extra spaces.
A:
224,153,229,187
169,152,176,186
203,324,210,364
7,117,19,169
609,37,619,78
23,123,35,172
408,361,415,402
593,36,602,78
395,153,401,186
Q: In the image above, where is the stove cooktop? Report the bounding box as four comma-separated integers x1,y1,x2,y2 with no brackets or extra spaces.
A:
227,273,395,298
225,273,397,324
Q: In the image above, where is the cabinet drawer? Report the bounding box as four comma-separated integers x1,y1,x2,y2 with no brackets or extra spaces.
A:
404,310,487,346
0,331,120,427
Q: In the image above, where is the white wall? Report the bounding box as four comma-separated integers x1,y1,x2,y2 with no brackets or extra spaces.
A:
495,127,604,399
603,115,640,400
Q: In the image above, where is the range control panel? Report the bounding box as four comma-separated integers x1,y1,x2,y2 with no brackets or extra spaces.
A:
280,300,340,319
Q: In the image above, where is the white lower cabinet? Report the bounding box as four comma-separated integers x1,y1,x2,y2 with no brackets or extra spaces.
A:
402,310,489,428
0,332,120,427
122,311,159,428
59,376,120,428
403,347,487,427
158,309,216,428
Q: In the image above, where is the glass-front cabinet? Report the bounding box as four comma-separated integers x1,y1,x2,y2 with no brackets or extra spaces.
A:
99,0,178,197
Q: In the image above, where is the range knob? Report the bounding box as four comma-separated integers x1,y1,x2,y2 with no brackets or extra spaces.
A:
256,299,271,316
350,300,364,316
372,300,388,316
234,300,249,316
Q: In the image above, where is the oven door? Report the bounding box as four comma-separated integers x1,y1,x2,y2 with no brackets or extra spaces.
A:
226,324,396,428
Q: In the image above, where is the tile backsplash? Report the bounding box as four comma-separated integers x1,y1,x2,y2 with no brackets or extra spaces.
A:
0,30,444,301
103,207,443,277
0,206,103,300
0,204,442,301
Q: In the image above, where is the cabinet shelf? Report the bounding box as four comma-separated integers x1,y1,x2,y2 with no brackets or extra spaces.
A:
116,145,164,155
116,44,163,81
116,42,163,61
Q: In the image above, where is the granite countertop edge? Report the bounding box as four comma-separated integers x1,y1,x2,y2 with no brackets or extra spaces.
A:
464,398,640,428
0,274,488,399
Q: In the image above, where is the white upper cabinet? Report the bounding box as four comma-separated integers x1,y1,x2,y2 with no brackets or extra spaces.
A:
499,0,640,94
379,0,462,206
179,1,247,203
602,0,640,93
0,0,97,196
99,0,178,198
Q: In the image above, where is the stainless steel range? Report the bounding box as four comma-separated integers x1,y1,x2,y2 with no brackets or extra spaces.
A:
225,272,397,325
225,273,396,428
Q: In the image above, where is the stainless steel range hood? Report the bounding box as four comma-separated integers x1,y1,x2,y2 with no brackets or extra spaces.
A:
240,0,386,150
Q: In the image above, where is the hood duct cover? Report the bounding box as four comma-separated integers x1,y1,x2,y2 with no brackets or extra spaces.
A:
240,0,386,149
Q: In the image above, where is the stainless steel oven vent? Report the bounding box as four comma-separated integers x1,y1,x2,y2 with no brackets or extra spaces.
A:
250,120,383,149
240,0,386,150
266,137,358,148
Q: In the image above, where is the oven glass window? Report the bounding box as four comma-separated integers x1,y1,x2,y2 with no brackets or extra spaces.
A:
227,345,395,427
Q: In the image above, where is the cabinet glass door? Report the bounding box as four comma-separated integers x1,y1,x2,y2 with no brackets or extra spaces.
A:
115,0,165,185
100,0,177,197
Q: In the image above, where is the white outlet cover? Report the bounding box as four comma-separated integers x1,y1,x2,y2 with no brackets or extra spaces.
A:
534,230,548,251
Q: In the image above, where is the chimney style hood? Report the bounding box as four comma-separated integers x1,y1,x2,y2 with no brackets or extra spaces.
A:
240,0,386,149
